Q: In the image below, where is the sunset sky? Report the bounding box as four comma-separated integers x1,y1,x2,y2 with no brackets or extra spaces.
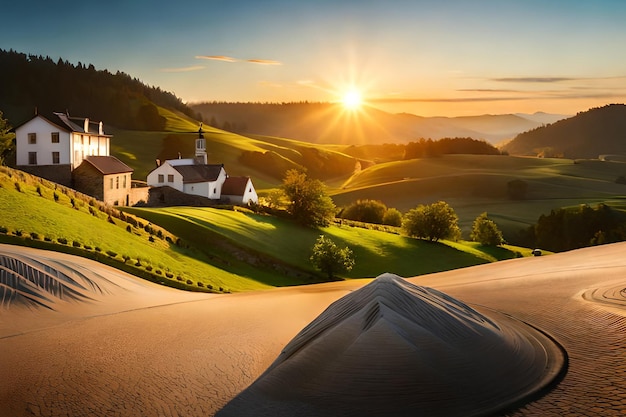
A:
3,0,626,116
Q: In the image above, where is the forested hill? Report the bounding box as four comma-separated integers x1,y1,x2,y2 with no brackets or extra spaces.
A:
0,49,198,130
502,104,626,158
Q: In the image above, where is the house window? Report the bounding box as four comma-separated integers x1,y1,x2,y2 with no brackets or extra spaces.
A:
116,176,119,189
213,188,217,194
51,132,60,143
110,178,114,189
123,175,127,188
167,174,174,183
28,152,37,165
28,133,37,144
52,152,60,164
158,174,164,183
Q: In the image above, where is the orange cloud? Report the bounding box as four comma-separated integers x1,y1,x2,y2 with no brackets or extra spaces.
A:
160,65,205,73
246,59,282,65
195,55,238,62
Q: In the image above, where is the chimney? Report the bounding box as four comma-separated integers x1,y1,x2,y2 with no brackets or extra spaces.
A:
99,121,103,135
155,159,161,167
84,118,89,133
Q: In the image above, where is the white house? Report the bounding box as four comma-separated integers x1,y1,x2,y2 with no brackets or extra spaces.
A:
222,176,258,205
147,159,227,199
14,111,137,206
146,126,258,205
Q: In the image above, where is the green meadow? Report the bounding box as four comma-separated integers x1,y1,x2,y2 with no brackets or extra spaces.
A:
0,166,530,293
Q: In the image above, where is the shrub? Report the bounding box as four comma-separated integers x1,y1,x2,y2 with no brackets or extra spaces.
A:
57,237,68,244
176,276,183,281
72,241,81,247
44,236,52,242
95,246,102,252
30,232,39,240
155,269,162,275
126,225,132,233
106,250,117,257
53,192,59,202
122,255,131,263
84,245,92,250
341,199,387,224
36,185,42,196
70,197,75,208
145,265,153,271
165,272,173,278
382,208,403,227
186,279,193,285
197,282,204,287
14,182,21,192
14,229,22,237
0,226,7,234
148,236,155,242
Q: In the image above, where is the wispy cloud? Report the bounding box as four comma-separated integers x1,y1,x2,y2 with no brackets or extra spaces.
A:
491,77,576,83
196,55,238,62
160,65,205,73
195,55,282,65
246,59,282,65
370,89,626,104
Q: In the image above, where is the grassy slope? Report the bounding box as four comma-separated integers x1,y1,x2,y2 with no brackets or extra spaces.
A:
126,206,530,280
0,167,269,292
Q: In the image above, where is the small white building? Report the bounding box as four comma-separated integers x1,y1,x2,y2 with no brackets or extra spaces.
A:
147,159,227,199
146,126,258,205
222,176,258,205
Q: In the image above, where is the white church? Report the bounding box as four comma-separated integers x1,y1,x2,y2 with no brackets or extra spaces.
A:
146,126,258,205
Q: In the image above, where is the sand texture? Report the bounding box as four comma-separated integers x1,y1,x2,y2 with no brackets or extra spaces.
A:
1,242,626,416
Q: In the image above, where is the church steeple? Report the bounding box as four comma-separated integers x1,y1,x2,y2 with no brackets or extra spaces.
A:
195,122,207,164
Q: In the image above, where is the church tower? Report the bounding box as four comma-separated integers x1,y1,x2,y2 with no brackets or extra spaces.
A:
195,123,207,164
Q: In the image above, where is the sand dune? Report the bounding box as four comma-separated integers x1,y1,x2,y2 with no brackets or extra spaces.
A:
217,274,563,417
1,242,625,416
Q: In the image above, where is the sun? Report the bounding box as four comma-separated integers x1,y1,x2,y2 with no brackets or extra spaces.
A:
342,89,363,110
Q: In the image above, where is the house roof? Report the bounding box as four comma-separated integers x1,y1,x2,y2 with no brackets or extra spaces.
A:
14,112,111,136
82,156,133,175
221,176,252,196
172,164,223,183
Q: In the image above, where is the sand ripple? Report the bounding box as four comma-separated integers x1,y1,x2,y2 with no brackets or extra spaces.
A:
218,273,564,417
0,252,117,310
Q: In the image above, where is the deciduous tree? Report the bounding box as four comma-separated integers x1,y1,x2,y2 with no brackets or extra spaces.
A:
0,110,15,165
470,212,504,246
310,235,355,280
402,201,460,242
282,169,336,227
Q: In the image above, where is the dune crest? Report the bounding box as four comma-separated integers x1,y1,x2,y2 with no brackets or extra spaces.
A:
218,273,564,417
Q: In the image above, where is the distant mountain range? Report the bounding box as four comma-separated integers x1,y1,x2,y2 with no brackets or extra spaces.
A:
191,102,568,145
502,104,626,159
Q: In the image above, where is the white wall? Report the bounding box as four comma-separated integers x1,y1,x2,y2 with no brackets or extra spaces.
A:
146,162,184,191
15,117,71,166
71,132,110,169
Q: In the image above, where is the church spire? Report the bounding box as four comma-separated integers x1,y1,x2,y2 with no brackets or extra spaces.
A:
195,122,207,164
